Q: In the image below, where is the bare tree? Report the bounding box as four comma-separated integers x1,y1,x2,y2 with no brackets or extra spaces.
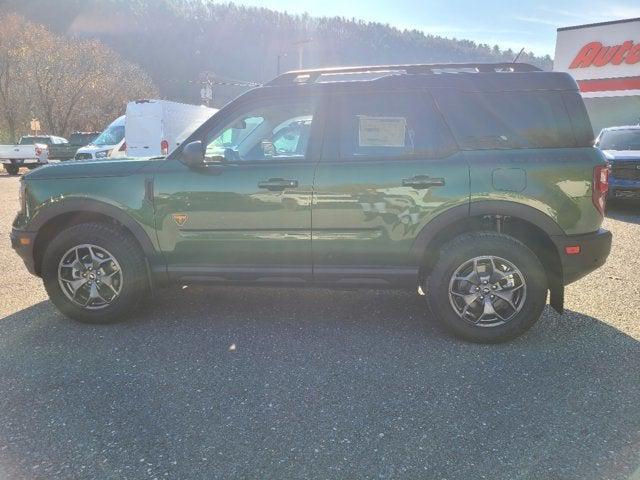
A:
0,14,157,139
0,15,33,142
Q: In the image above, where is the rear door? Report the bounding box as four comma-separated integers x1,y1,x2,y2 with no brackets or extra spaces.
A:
126,101,162,157
312,89,469,286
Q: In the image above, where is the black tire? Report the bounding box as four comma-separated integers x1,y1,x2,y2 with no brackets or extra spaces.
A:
4,164,19,175
42,222,148,324
425,231,547,343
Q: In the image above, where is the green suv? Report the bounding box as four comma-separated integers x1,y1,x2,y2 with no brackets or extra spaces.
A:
11,63,612,343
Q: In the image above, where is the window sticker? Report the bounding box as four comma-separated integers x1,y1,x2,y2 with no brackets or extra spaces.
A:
358,116,407,147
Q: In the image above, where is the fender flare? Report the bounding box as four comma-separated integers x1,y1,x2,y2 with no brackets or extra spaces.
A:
410,200,565,261
410,200,566,313
29,198,157,258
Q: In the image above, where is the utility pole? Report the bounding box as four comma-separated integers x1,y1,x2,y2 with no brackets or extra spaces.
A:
292,38,313,69
199,74,214,106
276,53,288,75
277,39,313,75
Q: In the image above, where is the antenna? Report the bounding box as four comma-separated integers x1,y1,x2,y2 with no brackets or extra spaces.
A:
512,47,525,63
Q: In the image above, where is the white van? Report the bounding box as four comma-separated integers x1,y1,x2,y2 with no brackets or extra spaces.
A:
125,100,217,157
74,115,126,160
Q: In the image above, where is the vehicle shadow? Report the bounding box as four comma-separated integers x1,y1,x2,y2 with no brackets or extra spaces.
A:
0,289,638,480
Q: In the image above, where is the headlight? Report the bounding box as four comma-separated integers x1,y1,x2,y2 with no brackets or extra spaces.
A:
95,150,111,158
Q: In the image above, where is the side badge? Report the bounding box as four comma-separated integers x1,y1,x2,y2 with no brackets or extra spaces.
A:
172,213,188,227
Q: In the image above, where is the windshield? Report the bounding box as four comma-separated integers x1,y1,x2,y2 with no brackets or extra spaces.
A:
598,129,640,151
93,124,125,146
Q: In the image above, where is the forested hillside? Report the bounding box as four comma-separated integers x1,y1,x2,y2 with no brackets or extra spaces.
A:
1,0,553,106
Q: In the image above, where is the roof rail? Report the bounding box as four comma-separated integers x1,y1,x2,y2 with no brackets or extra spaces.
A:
266,62,542,86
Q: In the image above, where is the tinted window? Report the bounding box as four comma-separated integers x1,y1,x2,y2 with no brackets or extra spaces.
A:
562,92,594,147
338,91,457,159
433,89,576,149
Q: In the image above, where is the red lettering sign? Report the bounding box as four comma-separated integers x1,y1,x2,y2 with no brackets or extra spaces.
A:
570,40,640,68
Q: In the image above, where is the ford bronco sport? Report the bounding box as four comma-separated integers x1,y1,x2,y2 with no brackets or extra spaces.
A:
11,63,612,343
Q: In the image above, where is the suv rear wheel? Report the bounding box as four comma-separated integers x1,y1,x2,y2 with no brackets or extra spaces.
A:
42,222,148,324
426,231,547,343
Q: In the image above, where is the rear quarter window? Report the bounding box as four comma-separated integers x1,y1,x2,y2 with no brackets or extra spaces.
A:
432,89,579,149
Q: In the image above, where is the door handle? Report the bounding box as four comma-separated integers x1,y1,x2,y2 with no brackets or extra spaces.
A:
402,175,445,189
257,178,299,191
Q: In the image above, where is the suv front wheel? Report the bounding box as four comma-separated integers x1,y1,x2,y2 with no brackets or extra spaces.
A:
426,231,547,343
42,222,148,324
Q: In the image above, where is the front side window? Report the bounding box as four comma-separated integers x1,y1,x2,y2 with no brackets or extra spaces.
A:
337,91,457,159
205,99,315,161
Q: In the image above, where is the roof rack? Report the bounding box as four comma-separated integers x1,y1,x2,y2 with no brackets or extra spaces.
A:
267,62,542,86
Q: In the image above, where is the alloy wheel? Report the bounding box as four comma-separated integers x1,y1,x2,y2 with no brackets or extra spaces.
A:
448,255,527,327
57,244,123,310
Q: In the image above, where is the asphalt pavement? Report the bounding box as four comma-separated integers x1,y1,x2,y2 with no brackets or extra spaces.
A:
0,172,639,480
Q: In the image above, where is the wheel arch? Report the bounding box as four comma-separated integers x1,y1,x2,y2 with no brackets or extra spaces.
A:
412,201,565,313
30,199,157,276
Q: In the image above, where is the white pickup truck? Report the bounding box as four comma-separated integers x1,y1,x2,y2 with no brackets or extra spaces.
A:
0,135,67,175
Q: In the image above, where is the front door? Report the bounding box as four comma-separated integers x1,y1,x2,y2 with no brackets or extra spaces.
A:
154,95,322,284
312,89,469,286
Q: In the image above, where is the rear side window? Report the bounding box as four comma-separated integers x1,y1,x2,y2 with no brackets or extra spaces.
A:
562,92,594,147
433,89,577,149
337,91,457,159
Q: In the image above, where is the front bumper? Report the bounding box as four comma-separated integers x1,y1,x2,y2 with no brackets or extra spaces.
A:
608,180,640,200
10,228,38,275
551,228,612,285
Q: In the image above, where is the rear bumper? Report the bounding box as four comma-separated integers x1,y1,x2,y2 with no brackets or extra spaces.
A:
10,228,38,275
552,228,612,285
1,159,44,165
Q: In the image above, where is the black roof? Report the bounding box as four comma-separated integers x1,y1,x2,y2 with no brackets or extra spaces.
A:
257,63,578,95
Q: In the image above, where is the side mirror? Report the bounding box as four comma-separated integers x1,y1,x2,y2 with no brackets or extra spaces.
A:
181,140,205,168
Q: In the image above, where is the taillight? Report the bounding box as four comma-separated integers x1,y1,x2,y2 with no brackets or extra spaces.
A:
161,140,169,156
119,141,127,152
592,164,609,216
35,146,42,156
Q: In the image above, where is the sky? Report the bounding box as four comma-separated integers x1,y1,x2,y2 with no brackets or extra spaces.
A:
228,0,640,56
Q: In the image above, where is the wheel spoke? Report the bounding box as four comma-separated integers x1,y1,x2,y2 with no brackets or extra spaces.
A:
61,277,89,298
450,290,478,306
477,297,497,322
493,290,518,312
90,246,114,267
87,282,107,305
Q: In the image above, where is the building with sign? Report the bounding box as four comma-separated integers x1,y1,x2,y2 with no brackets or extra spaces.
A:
554,18,640,135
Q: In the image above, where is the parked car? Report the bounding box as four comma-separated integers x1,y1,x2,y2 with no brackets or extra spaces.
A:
11,63,612,343
0,135,67,175
74,116,126,160
48,132,100,161
125,99,217,157
595,125,640,201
